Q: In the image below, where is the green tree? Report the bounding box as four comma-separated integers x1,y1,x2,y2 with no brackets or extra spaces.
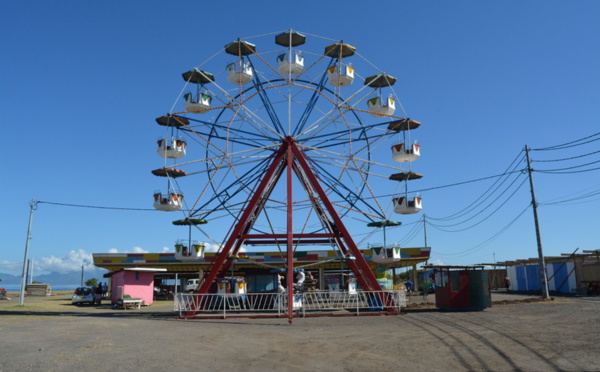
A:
85,278,98,287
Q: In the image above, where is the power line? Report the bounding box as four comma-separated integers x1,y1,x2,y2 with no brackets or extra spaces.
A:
427,150,526,222
532,149,600,163
37,201,159,211
427,176,528,233
409,169,525,194
428,173,527,229
433,204,530,258
539,187,600,206
535,163,600,174
532,131,600,151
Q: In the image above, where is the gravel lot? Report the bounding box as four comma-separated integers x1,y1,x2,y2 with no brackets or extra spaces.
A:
1,291,598,371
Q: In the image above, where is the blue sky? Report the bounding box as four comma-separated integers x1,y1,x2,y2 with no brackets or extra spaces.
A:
1,1,599,278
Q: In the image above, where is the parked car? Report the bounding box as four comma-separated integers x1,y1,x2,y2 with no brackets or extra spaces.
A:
185,279,199,292
71,286,96,305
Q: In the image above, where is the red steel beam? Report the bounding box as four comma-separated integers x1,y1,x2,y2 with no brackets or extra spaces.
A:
241,233,336,240
289,139,383,292
187,143,289,316
286,140,294,323
244,239,335,245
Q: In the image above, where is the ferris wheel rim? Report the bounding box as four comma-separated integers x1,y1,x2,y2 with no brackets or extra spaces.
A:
199,74,376,221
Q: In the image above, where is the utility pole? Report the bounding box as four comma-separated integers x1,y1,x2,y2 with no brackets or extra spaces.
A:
20,200,37,306
29,259,34,284
423,214,428,247
525,146,550,299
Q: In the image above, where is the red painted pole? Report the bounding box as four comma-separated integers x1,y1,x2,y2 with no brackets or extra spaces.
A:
286,140,294,323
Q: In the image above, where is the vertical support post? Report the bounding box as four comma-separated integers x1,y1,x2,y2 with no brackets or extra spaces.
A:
423,214,428,248
525,145,550,299
411,264,418,296
286,142,294,323
19,200,37,307
319,267,325,291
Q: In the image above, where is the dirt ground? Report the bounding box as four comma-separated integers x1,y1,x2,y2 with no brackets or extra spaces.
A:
0,291,599,372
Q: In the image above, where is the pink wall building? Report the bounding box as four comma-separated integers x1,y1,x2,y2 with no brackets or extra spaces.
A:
108,268,166,306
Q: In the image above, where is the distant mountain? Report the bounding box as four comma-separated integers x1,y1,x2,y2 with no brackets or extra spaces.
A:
0,270,107,286
0,273,20,285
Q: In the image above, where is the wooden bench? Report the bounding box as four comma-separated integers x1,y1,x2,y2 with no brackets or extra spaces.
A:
117,294,143,309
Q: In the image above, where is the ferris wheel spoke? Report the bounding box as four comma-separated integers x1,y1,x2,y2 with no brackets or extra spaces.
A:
291,69,333,137
173,143,276,172
192,153,267,217
191,157,271,217
205,77,284,142
300,134,405,176
310,160,386,219
183,117,280,145
306,120,392,146
247,67,287,135
293,78,374,141
311,155,407,179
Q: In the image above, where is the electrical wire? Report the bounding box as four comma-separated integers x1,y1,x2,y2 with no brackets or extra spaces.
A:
532,149,600,162
539,186,600,206
532,131,600,151
37,201,158,211
427,150,526,222
534,159,600,173
426,176,528,232
432,204,530,258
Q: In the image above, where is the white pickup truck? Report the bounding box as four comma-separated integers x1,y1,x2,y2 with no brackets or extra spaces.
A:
185,279,200,292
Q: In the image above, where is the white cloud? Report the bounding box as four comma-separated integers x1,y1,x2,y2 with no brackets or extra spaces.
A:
35,249,95,274
132,246,149,253
0,260,24,275
3,244,249,276
202,243,246,253
204,243,221,253
26,246,151,274
107,246,149,254
427,259,445,266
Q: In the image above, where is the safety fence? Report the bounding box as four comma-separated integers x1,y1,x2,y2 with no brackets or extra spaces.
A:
174,290,406,318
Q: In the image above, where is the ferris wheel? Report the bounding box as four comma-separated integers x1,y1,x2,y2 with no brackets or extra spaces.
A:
151,30,423,297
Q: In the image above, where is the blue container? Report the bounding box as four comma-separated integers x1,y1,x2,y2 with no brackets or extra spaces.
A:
526,265,541,291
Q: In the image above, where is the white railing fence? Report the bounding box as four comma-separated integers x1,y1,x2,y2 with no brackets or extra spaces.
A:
174,290,406,317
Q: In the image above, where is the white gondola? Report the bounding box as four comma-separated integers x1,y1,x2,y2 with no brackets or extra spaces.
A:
183,92,211,113
391,143,420,163
370,246,401,264
226,61,253,85
393,196,422,214
326,64,354,87
153,192,184,211
174,242,204,259
157,138,187,159
277,52,304,75
367,96,396,117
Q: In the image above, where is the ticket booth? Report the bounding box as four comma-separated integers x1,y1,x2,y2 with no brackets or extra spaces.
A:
427,265,491,311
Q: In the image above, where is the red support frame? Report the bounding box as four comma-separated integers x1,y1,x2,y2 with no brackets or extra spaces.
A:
186,137,394,319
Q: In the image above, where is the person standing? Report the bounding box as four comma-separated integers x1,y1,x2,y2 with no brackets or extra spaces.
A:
95,283,103,304
102,282,108,298
504,276,511,292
